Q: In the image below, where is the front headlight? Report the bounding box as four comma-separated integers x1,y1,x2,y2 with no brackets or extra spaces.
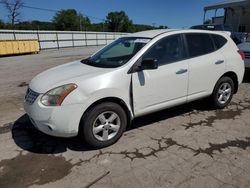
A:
41,83,77,106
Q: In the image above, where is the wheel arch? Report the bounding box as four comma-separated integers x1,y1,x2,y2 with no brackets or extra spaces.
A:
220,71,239,94
79,97,133,134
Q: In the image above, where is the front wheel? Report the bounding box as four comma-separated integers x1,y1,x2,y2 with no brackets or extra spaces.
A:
81,102,127,148
211,76,234,109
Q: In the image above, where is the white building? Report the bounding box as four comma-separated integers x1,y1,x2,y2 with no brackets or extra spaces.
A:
204,0,250,32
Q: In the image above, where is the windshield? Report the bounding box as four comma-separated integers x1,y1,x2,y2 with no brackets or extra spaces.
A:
81,37,150,68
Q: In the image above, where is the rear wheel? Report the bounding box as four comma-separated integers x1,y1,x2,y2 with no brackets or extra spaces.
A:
81,102,127,148
211,76,234,109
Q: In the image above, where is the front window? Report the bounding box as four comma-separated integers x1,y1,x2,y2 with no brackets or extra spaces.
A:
82,37,150,68
142,34,186,66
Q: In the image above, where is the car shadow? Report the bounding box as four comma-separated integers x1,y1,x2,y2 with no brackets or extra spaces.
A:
12,100,214,154
131,99,213,129
12,114,95,154
243,70,250,83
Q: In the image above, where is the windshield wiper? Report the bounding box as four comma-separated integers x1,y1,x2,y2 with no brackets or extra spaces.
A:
80,57,91,64
81,58,119,68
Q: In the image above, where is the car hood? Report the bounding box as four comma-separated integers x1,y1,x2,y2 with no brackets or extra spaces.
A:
238,42,250,52
29,61,110,93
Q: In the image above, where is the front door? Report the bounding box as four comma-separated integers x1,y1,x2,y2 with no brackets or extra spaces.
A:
132,34,189,116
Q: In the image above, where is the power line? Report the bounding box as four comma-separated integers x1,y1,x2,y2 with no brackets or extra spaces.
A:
0,1,106,22
0,1,160,25
0,1,57,12
22,5,58,12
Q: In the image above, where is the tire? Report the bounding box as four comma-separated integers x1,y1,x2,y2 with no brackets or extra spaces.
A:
81,102,127,148
211,76,234,109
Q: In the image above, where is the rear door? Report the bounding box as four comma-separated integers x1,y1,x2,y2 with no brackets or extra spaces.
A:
184,33,226,101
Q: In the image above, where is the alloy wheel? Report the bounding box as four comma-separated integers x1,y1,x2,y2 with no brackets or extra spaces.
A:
92,111,121,141
217,82,232,105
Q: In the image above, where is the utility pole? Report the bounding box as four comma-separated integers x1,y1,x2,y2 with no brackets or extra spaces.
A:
79,12,82,31
102,19,105,32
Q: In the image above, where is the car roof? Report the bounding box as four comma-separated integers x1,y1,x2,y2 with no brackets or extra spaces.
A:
126,29,230,39
127,29,179,38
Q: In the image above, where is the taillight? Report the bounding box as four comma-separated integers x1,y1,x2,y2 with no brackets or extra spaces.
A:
238,50,245,60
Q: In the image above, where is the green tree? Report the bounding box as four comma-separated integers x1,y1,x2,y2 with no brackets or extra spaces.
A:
0,19,4,29
88,23,108,32
78,13,91,31
158,25,168,29
106,11,134,32
14,20,56,30
53,9,90,31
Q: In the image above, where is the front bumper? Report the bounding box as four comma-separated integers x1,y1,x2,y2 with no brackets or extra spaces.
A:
24,95,84,137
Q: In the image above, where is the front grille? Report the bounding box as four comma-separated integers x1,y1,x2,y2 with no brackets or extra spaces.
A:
245,51,250,59
25,88,39,105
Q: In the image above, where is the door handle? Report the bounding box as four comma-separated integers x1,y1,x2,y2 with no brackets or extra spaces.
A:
215,60,224,65
176,68,188,74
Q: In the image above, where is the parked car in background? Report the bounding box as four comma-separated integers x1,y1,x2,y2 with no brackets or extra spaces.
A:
190,24,247,44
190,24,232,32
24,29,245,148
238,34,250,70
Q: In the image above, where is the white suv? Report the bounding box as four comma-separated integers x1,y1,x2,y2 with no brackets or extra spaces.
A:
24,29,245,148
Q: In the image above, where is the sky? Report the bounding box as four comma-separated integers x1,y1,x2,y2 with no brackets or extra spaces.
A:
0,0,223,28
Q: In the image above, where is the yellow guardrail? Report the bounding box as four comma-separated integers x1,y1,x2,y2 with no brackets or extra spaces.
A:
0,40,39,56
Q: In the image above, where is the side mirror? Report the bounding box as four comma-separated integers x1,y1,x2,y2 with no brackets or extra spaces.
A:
140,58,158,70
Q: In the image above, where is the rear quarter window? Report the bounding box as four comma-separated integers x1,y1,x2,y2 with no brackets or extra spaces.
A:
185,33,215,58
211,34,228,49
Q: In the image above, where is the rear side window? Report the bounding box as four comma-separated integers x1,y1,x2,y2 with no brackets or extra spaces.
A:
211,34,227,49
185,33,215,58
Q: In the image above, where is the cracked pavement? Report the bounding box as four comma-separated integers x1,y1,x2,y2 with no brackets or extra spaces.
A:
0,47,250,188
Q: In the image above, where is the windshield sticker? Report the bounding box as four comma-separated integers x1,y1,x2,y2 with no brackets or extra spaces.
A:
134,39,150,43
